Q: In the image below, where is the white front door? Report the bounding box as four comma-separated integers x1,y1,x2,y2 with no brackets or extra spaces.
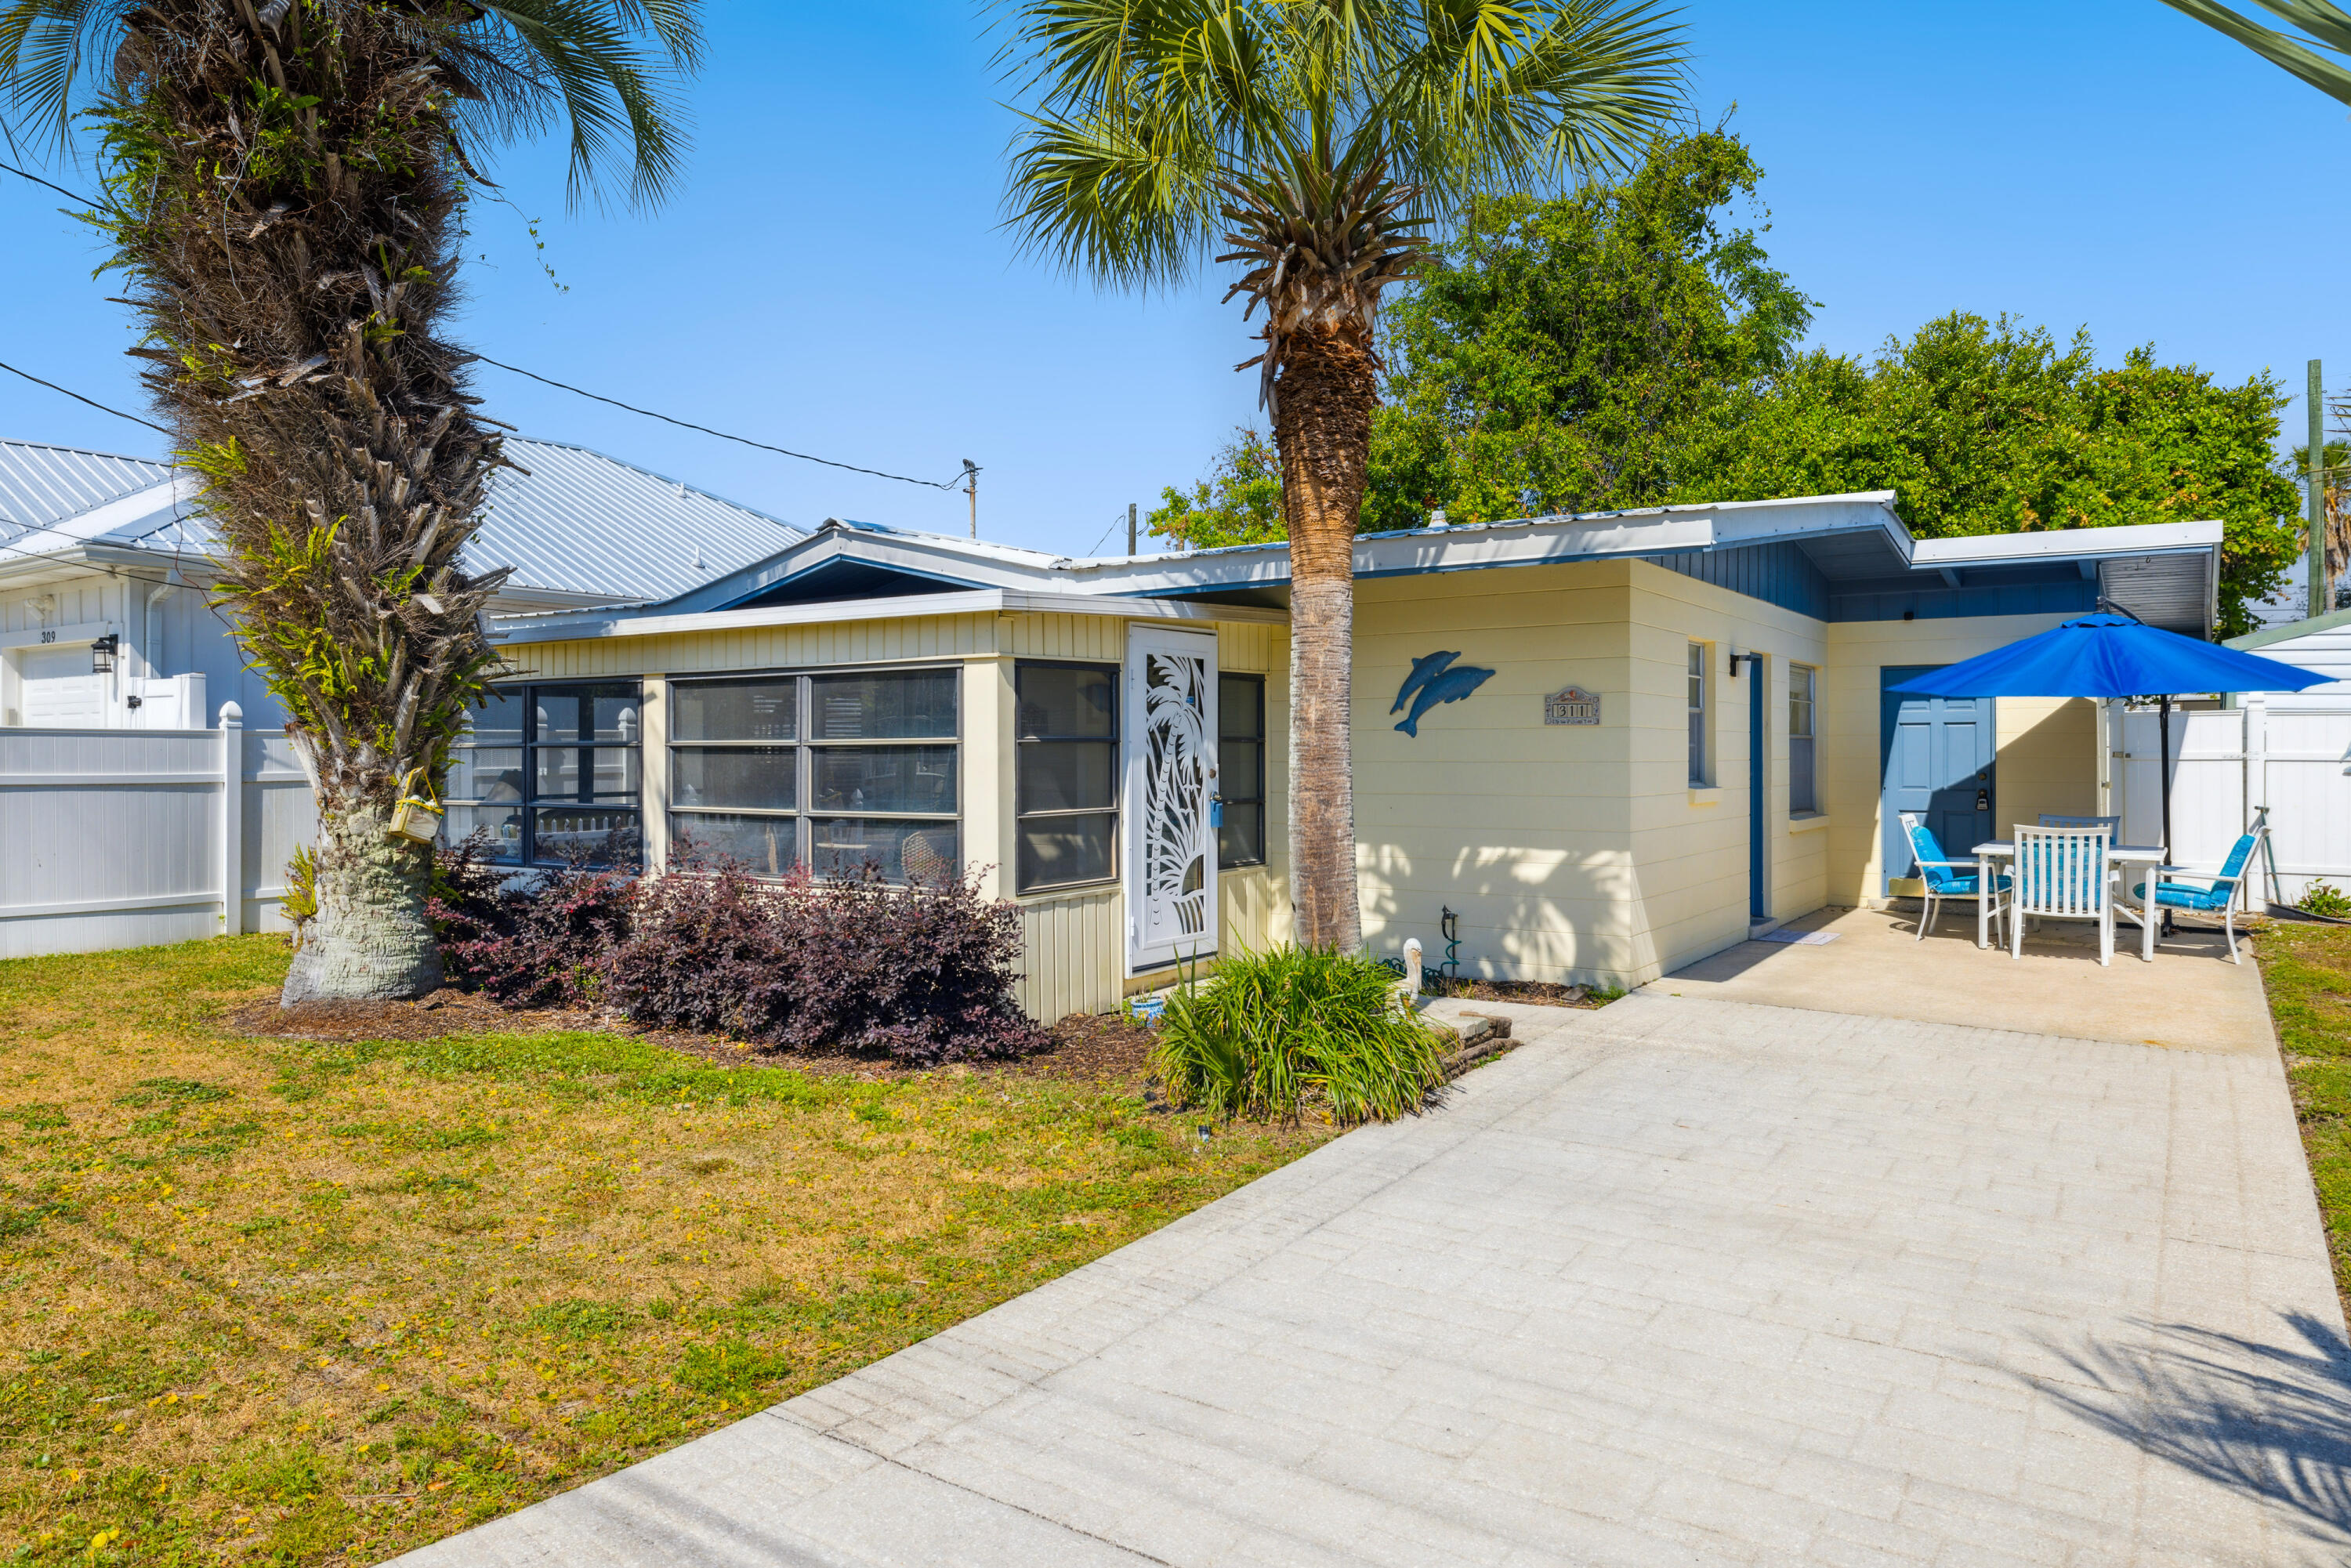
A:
16,644,106,726
1125,625,1219,973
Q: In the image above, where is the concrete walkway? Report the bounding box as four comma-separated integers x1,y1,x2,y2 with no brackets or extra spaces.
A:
391,994,2347,1567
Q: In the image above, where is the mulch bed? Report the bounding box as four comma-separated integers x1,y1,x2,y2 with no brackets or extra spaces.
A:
225,990,1161,1089
1423,978,1603,1008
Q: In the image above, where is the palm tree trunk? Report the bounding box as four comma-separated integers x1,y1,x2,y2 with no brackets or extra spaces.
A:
282,804,444,1002
1274,323,1378,951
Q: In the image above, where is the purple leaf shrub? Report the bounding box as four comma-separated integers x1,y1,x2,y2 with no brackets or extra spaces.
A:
429,835,1045,1066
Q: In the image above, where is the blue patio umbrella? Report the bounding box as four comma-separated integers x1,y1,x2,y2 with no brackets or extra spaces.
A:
1889,612,2328,880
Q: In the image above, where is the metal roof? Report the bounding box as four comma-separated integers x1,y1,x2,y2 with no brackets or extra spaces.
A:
0,439,172,553
0,436,801,603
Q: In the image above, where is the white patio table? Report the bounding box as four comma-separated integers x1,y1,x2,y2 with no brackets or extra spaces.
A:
1971,840,2168,962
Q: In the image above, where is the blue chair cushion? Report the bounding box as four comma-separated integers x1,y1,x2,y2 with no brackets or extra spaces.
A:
1933,874,2012,897
2132,880,2235,912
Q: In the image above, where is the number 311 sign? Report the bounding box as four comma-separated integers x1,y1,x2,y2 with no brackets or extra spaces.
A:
1544,686,1600,726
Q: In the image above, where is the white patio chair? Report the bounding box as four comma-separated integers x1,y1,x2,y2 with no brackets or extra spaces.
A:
1897,811,2009,944
2010,823,2114,966
2129,823,2266,966
2038,813,2121,833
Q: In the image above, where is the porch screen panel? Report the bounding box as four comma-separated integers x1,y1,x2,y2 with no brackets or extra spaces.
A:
1016,661,1118,892
1217,673,1266,867
445,682,642,867
668,668,958,883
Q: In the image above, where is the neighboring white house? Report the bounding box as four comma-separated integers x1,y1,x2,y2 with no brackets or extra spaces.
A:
0,436,805,730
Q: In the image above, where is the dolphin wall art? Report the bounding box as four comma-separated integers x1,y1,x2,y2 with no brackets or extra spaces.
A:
1390,650,1461,714
1393,657,1494,737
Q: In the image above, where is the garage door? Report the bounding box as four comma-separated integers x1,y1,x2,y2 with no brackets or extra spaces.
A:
16,643,106,726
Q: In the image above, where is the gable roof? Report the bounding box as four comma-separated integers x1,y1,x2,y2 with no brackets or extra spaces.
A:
0,436,802,605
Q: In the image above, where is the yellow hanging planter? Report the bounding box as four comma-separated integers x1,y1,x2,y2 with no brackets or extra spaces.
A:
388,766,444,846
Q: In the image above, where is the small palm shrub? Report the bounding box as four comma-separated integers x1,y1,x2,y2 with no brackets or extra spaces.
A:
2300,880,2351,919
1154,946,1447,1125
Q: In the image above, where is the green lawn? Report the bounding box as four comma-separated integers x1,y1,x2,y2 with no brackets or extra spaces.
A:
2255,918,2351,1313
0,937,1331,1566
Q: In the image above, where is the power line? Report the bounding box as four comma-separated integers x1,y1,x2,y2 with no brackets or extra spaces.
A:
0,359,171,436
467,355,968,491
0,159,95,205
7,158,976,497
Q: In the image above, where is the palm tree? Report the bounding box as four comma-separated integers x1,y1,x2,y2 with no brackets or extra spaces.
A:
2157,0,2351,103
1,0,700,1003
999,1,1686,950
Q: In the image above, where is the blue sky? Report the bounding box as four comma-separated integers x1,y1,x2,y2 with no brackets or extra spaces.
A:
3,0,2346,558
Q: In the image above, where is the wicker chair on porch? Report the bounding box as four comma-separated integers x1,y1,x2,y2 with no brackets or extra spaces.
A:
1898,812,2010,944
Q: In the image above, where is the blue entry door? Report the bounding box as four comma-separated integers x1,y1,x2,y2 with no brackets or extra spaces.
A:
1879,667,1995,894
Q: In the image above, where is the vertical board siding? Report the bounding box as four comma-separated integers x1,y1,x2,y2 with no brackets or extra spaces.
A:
1015,887,1121,1020
2115,704,2351,904
1647,541,1831,621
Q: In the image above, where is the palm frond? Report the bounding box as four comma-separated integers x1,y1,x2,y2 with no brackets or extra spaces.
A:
2160,0,2351,106
0,0,121,157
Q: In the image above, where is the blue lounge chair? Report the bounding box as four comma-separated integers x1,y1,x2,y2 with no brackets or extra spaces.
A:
1900,812,2011,943
2131,826,2265,966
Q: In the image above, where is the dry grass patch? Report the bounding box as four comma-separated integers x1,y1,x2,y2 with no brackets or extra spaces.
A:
0,936,1330,1566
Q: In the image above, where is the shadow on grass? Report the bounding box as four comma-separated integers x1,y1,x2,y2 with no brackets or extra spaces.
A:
2023,1312,2351,1544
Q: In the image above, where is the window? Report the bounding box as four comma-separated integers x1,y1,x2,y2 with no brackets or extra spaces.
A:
1788,664,1818,814
1686,643,1709,787
1218,672,1266,867
668,667,959,882
1015,662,1117,892
446,683,642,867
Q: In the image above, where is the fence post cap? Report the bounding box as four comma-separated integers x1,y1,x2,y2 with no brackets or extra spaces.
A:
217,701,243,726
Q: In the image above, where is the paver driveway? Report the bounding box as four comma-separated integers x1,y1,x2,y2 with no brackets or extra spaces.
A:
392,994,2349,1566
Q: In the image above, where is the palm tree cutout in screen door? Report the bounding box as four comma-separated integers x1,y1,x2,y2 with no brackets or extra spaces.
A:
1143,651,1213,948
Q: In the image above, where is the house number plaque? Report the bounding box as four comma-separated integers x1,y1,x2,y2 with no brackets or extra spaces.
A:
1544,686,1600,726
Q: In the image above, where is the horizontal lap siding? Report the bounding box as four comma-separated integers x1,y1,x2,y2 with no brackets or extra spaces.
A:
1353,561,1642,984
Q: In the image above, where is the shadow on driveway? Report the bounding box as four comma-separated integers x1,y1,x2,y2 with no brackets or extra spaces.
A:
2023,1312,2351,1545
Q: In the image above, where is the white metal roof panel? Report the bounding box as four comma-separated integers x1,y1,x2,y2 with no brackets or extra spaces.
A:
0,440,172,552
0,436,800,603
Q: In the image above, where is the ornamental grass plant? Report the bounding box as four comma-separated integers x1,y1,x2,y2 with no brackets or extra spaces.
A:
1154,946,1448,1125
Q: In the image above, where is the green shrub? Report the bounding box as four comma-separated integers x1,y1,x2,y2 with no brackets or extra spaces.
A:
2301,881,2351,919
1154,945,1447,1124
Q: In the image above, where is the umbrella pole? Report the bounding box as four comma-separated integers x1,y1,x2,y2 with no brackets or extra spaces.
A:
2160,695,2174,938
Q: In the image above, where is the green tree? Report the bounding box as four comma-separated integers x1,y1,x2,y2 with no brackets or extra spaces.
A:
1147,427,1285,549
999,0,1687,949
2,0,701,1001
1680,313,2303,636
1366,127,1811,528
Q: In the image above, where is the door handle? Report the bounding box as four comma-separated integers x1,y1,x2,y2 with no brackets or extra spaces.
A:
1976,789,1989,811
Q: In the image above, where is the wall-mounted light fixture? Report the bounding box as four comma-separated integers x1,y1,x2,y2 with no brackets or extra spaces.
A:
90,633,118,675
1727,651,1762,679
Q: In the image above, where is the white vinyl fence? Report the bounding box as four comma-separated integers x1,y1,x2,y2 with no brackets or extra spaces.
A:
2112,697,2351,905
0,705,317,960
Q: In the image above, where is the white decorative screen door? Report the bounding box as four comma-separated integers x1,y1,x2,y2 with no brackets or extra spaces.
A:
1125,625,1219,972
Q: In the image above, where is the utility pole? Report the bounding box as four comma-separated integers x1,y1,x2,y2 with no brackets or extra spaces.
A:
1127,502,1137,556
2310,360,2327,621
962,459,979,539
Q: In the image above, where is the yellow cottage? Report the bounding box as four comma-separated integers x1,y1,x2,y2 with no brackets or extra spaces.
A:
472,493,2222,1018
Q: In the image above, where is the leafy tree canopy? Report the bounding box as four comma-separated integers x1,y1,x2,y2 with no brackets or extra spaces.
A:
1146,427,1284,550
1679,315,2303,636
1364,127,1809,529
1150,132,2305,634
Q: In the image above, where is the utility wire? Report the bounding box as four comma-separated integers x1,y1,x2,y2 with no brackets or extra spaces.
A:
0,359,171,436
0,159,95,205
5,159,971,495
467,355,968,490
